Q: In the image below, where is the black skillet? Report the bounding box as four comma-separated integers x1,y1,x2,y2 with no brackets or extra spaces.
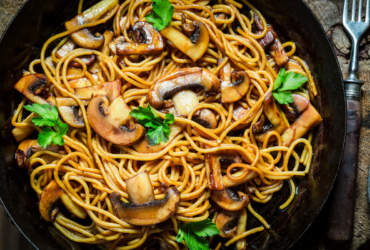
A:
0,0,345,249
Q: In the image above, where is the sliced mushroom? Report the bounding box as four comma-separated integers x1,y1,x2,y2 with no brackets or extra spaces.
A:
65,0,118,49
109,186,180,226
16,140,58,169
56,39,96,67
255,21,274,49
192,109,217,129
133,122,185,153
56,97,86,128
252,114,266,134
87,96,145,145
223,170,258,188
161,21,209,62
12,113,37,142
116,21,164,55
172,89,199,117
285,59,304,72
216,210,240,238
75,80,121,102
14,73,50,104
148,67,220,109
220,61,250,103
108,36,126,55
126,171,155,204
255,91,288,142
100,30,114,59
230,103,250,131
39,180,87,222
281,94,322,146
211,188,249,211
269,27,289,66
205,149,242,190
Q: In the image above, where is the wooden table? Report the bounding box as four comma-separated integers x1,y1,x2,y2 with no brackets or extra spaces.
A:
0,0,369,249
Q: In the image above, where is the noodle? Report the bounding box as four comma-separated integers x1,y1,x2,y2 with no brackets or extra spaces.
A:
11,0,321,249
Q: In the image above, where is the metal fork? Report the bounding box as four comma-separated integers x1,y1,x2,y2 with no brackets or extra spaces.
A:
326,0,370,241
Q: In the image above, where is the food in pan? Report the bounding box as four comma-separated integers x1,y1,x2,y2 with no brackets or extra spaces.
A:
12,0,322,249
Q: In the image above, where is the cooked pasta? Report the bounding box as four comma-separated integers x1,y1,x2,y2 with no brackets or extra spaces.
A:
12,0,322,249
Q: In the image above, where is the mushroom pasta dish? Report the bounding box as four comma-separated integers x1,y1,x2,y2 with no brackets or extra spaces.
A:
12,0,322,249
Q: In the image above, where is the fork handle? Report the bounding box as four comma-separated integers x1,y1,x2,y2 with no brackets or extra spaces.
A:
326,98,361,241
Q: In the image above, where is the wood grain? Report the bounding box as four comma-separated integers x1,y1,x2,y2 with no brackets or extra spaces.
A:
0,0,369,250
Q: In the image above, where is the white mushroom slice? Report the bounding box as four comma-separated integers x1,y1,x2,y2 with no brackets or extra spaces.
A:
75,80,121,102
65,0,118,49
220,61,250,103
172,89,199,117
39,180,87,222
126,171,155,204
161,21,209,62
87,96,145,145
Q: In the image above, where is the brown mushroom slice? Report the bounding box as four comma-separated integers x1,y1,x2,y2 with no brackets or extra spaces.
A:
126,171,155,204
39,180,87,222
65,0,118,49
281,94,322,146
133,122,185,153
12,113,37,142
108,36,126,55
75,80,121,102
193,109,217,129
230,103,250,131
148,67,220,109
57,106,85,128
87,96,145,145
116,21,164,55
161,21,209,62
56,39,96,68
216,210,240,238
269,27,289,66
100,30,114,59
109,186,180,226
211,188,249,211
285,59,304,72
220,62,250,103
205,149,242,190
16,140,59,169
14,73,49,104
255,91,288,142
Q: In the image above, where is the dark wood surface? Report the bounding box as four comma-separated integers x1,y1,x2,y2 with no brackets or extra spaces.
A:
0,0,369,250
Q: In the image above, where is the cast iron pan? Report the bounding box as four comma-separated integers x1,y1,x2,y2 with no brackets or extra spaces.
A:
0,0,345,249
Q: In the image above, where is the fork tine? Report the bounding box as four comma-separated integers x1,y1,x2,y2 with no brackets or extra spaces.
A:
344,0,349,22
358,0,363,21
366,0,370,23
352,0,357,21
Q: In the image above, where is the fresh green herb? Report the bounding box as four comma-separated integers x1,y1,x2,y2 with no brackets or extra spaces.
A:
272,68,308,104
24,103,68,148
130,105,174,146
176,219,219,250
145,0,174,31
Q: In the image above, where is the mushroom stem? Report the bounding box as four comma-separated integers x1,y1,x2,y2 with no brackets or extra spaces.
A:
126,171,155,204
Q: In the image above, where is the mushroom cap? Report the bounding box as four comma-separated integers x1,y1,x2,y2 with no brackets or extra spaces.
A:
281,94,322,146
16,140,59,169
39,180,87,222
116,21,164,55
74,80,121,102
205,149,242,190
148,67,220,109
216,210,240,238
192,108,217,129
56,97,87,128
161,21,209,62
56,39,96,67
87,96,145,145
14,73,49,104
109,186,180,226
65,0,118,49
255,91,288,142
211,188,249,211
220,61,250,103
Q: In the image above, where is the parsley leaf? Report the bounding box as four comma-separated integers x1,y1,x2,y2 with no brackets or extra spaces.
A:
24,103,68,148
272,68,308,104
146,0,174,31
130,105,174,146
176,219,219,250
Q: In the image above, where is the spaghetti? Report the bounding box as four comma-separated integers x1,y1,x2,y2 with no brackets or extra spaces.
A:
12,0,322,249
